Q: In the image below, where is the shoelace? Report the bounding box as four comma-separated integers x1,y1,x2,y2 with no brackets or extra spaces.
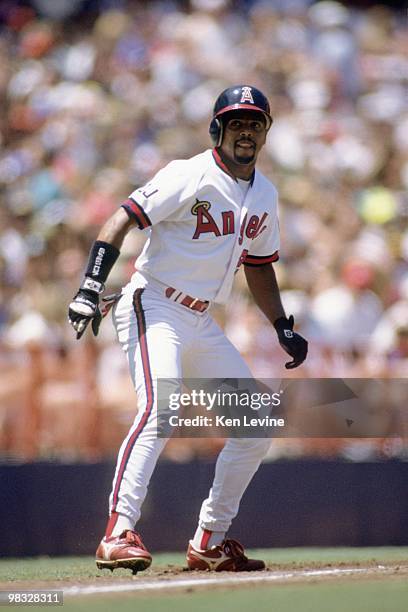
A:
120,530,146,550
221,539,248,562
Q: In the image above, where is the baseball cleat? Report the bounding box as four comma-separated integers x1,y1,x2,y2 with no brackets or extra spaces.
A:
186,538,265,572
96,530,152,574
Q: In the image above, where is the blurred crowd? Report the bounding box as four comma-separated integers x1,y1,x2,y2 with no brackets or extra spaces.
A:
0,0,407,459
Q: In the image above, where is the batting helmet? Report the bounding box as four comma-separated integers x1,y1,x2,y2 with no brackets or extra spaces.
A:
209,85,272,146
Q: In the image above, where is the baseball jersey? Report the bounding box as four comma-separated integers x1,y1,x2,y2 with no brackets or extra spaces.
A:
122,149,279,304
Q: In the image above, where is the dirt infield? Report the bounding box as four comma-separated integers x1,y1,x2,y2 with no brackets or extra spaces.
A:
2,562,407,597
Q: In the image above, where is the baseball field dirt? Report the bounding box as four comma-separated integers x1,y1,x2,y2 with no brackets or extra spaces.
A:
1,547,407,611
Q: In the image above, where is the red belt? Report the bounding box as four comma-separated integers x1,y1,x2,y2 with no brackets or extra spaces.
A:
165,287,209,313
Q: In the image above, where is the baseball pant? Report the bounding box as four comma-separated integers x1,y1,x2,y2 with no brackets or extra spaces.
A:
108,274,271,533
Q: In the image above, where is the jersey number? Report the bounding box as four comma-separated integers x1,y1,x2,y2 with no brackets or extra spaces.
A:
140,185,158,198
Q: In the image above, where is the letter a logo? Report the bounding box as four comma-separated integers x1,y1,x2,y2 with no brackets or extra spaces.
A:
240,86,254,104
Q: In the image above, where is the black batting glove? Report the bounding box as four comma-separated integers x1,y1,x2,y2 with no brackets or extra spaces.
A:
274,315,308,369
68,279,104,340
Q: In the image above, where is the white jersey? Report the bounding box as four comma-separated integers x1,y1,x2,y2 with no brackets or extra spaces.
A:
122,149,279,304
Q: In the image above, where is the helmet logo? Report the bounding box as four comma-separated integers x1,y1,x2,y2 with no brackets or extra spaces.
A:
240,86,254,104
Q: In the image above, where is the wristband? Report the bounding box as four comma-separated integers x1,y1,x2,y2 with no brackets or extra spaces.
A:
84,240,120,283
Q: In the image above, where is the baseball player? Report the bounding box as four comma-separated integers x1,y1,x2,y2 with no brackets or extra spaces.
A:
68,85,308,573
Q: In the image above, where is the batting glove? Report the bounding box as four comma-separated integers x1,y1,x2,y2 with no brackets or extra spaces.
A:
68,278,104,340
274,315,308,369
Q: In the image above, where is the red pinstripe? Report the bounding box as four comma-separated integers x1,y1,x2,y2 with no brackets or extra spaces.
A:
111,288,154,512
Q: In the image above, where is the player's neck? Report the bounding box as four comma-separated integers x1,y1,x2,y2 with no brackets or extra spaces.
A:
216,149,255,181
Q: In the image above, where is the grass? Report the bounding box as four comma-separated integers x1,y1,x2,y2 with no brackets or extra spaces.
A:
60,580,408,612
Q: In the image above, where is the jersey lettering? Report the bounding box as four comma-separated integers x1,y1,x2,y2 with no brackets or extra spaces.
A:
245,215,260,239
238,213,247,246
192,202,236,239
193,207,269,241
253,212,268,238
245,212,268,239
221,211,235,235
193,206,221,239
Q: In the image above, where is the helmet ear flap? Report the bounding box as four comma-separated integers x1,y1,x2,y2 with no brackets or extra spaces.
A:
209,117,222,146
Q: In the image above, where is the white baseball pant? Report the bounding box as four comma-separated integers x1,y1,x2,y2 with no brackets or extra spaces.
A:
108,273,271,534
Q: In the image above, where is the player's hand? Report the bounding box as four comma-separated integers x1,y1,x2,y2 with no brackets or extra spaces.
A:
274,315,308,369
68,289,102,340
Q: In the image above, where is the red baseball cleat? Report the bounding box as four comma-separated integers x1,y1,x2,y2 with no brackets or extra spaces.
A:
186,538,265,572
96,530,152,574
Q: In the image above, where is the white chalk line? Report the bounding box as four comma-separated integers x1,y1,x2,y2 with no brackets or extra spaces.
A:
64,565,398,598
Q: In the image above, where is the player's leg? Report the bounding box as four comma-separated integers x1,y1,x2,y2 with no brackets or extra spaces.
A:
96,287,183,572
107,288,182,528
185,314,270,571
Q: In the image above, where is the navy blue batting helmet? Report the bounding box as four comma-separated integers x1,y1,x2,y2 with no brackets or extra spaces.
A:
209,85,272,146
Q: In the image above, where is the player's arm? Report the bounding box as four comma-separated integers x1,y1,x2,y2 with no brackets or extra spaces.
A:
96,207,136,248
244,263,308,369
68,208,136,339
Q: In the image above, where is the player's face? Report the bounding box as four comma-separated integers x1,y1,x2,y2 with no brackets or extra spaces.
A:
221,112,267,166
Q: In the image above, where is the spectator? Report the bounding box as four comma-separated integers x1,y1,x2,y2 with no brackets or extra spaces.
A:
0,0,406,458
